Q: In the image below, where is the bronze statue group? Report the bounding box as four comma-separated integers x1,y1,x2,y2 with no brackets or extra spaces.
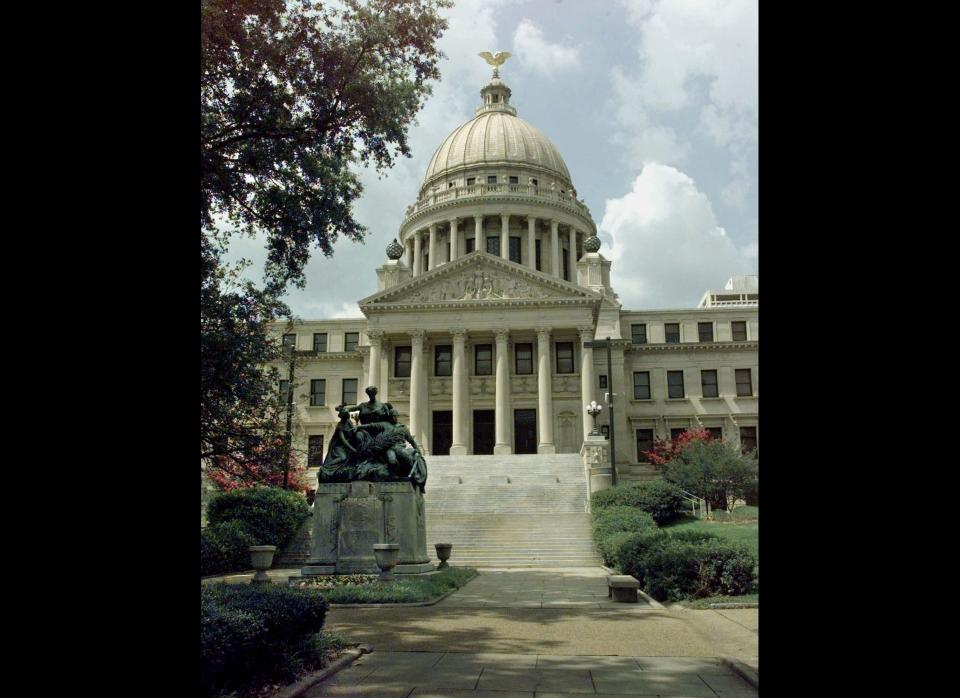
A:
319,386,428,493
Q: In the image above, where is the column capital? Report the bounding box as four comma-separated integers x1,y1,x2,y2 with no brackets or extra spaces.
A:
409,329,426,347
450,328,468,341
493,328,510,342
367,329,384,343
535,326,552,340
577,326,595,342
474,214,484,223
550,219,559,228
500,212,510,222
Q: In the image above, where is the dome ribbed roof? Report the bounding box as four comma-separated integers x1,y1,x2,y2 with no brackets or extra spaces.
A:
422,111,572,187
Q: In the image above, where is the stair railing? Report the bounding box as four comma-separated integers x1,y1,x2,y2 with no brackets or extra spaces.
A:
679,489,710,520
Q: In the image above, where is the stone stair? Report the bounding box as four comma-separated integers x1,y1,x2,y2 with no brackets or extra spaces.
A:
423,454,601,567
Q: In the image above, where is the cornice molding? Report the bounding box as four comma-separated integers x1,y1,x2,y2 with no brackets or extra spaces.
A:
626,341,758,353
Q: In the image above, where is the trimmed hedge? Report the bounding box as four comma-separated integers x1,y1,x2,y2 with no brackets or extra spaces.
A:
617,535,756,602
201,521,256,577
591,505,657,543
207,487,310,548
201,583,329,696
590,480,687,525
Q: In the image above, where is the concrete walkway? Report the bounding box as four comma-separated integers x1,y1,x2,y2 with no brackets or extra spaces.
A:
313,567,758,697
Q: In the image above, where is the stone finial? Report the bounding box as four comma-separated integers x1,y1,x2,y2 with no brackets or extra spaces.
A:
583,234,601,253
386,238,404,260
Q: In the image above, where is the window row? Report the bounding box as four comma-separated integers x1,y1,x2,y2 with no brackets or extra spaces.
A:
629,321,751,344
636,426,757,461
394,342,577,378
278,378,358,407
632,369,754,399
281,332,360,353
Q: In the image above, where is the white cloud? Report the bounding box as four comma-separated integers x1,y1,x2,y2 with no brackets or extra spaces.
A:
331,302,363,319
601,163,755,308
512,19,582,76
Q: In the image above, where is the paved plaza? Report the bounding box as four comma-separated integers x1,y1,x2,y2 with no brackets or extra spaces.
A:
311,568,758,697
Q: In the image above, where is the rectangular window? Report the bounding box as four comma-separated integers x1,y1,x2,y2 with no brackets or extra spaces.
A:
435,345,453,377
466,237,476,253
631,324,647,344
707,427,723,440
312,333,328,352
667,370,685,398
665,323,681,344
342,378,358,406
344,332,359,352
633,371,651,400
599,375,608,390
466,177,476,186
698,322,714,342
475,344,493,376
556,342,574,374
535,239,542,270
600,425,610,439
515,343,533,375
740,426,757,453
394,346,412,378
486,235,500,256
424,253,429,269
732,321,748,341
487,175,497,184
282,334,296,350
701,370,719,398
310,379,326,406
279,380,291,404
509,236,522,264
509,176,519,184
308,435,324,467
670,427,686,441
736,369,753,396
531,178,538,187
636,429,654,463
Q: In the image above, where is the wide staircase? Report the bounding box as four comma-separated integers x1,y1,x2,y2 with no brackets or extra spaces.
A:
423,454,602,568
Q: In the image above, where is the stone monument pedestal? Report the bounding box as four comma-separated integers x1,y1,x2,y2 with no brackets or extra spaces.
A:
301,480,433,576
581,434,613,497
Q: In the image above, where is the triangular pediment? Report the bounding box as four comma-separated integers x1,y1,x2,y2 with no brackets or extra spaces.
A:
359,251,601,309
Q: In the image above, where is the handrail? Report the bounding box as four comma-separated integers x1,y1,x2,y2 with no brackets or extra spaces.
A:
679,488,710,520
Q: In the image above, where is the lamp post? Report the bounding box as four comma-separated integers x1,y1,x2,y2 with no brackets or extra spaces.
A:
584,336,617,486
585,401,603,436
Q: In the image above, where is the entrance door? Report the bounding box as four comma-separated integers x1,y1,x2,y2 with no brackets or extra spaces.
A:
514,409,537,454
473,409,495,454
432,410,452,456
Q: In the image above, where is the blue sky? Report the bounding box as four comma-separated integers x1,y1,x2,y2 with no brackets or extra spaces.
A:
226,0,758,317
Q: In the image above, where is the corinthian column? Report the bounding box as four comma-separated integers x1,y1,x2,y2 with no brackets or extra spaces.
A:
474,215,484,254
500,213,510,261
409,330,425,447
449,218,459,262
413,231,422,276
550,220,560,277
578,326,596,439
493,328,512,455
428,223,437,270
536,327,556,453
450,329,468,455
367,330,383,390
527,216,537,270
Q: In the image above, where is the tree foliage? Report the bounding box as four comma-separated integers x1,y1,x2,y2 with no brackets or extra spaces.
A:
200,0,449,468
207,437,309,493
645,427,712,466
661,439,759,511
201,0,450,290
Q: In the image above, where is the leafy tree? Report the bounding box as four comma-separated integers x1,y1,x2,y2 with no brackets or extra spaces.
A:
645,427,712,466
200,0,449,469
207,438,309,493
661,439,759,512
201,0,451,290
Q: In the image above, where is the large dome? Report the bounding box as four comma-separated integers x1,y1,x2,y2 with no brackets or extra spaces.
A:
421,110,572,188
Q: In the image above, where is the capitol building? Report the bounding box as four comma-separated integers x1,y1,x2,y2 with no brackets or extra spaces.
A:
273,64,758,486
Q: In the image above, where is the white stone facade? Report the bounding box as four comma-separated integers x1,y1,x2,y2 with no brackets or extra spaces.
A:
269,68,758,478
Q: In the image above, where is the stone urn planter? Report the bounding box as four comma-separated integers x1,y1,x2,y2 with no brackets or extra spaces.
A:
434,543,453,569
249,545,277,584
373,543,400,582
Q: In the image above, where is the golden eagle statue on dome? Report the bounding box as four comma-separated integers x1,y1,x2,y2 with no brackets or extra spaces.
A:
478,51,511,77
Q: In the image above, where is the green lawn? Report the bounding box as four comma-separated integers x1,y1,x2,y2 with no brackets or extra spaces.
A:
683,593,760,609
663,508,758,559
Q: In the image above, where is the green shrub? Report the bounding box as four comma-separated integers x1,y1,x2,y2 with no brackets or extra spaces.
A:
200,583,329,696
591,480,687,525
662,440,758,511
695,540,756,598
201,521,256,577
630,538,756,602
665,528,720,545
591,506,657,543
597,531,641,567
613,529,668,586
207,486,310,547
